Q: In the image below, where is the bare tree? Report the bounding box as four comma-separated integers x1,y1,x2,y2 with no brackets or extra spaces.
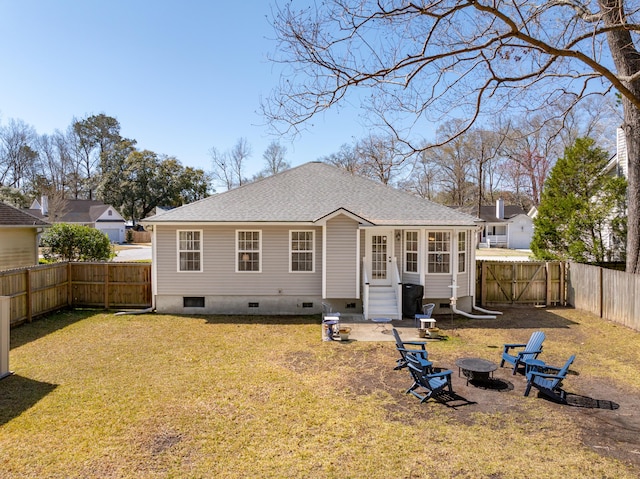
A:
209,146,234,190
267,0,640,273
230,137,251,187
262,141,290,176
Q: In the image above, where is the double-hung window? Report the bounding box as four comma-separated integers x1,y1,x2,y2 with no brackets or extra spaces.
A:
289,231,315,273
290,231,314,272
237,230,261,272
177,230,202,272
404,231,418,273
427,232,450,273
458,232,466,273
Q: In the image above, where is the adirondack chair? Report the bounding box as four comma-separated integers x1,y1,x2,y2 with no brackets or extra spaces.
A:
405,352,453,403
392,328,431,371
524,355,576,403
500,330,546,375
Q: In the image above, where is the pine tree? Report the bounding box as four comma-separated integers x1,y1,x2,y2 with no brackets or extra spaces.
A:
532,138,627,263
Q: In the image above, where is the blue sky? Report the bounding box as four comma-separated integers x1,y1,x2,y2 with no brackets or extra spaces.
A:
0,0,371,180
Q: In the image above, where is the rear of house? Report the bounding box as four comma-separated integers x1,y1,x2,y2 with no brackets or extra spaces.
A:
143,162,482,318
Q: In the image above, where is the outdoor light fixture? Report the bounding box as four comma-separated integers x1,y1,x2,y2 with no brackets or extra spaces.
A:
396,232,401,241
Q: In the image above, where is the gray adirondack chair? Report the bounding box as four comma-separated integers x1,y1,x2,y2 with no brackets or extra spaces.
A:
500,330,545,375
524,355,576,403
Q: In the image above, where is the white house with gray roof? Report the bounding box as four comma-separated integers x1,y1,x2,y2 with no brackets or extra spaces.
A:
142,162,483,318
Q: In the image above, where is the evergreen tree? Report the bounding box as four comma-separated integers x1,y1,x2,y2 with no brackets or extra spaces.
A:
532,138,627,263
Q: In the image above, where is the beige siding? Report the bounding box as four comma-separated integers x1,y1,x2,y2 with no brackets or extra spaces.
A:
325,215,358,298
0,228,38,270
155,225,322,296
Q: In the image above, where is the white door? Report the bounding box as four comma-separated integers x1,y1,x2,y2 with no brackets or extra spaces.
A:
366,230,393,286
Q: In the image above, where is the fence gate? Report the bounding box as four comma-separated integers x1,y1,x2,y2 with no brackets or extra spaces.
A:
476,261,566,306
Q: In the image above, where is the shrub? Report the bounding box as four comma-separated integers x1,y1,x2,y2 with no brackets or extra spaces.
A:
41,223,115,262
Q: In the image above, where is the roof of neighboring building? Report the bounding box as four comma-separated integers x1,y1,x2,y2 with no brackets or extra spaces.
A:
28,199,124,224
477,204,528,223
0,202,50,227
144,161,481,226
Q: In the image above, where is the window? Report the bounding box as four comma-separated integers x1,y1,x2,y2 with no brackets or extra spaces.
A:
404,231,418,273
427,232,450,273
290,230,314,272
177,230,202,272
458,231,466,273
237,230,261,272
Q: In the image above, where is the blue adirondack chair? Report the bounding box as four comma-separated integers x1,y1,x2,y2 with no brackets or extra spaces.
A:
392,328,431,371
405,353,453,403
500,330,545,375
524,355,576,403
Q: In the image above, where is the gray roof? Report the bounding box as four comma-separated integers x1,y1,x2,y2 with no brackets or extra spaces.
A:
0,202,50,227
144,162,481,226
28,200,122,223
478,205,527,223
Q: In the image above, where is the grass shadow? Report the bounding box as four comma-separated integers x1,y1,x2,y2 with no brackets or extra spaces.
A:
10,308,96,349
200,314,321,326
0,374,57,426
434,306,581,331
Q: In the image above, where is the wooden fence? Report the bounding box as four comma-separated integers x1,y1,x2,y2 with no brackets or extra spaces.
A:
567,262,640,331
128,230,151,243
0,263,151,326
476,261,567,306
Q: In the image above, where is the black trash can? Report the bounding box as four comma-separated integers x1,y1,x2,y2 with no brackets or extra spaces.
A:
402,283,424,318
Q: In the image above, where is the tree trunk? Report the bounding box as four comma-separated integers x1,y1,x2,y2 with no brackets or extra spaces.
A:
601,0,640,273
623,108,640,273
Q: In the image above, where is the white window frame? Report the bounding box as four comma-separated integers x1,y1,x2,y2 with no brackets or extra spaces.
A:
458,231,466,273
427,231,451,274
289,230,315,273
404,230,419,273
236,230,262,273
177,230,203,273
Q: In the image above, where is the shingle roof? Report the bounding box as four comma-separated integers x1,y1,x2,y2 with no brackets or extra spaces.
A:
145,162,481,226
0,202,50,227
28,200,116,223
478,205,527,223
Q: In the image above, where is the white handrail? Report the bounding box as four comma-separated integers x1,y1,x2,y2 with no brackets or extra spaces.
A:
391,257,402,320
362,257,369,320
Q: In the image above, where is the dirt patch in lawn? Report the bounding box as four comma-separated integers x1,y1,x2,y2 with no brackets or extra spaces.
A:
344,307,640,471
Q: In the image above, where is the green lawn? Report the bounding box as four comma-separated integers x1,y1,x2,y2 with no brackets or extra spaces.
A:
1,308,639,478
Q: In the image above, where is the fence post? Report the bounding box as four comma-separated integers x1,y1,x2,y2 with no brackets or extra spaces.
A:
26,268,32,323
0,296,13,380
104,263,110,309
67,262,73,306
545,262,552,307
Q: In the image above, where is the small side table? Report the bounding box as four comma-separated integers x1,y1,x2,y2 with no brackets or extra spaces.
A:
371,317,393,333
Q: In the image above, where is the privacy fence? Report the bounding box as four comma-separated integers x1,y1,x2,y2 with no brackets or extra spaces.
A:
476,261,567,307
0,262,151,326
567,262,640,331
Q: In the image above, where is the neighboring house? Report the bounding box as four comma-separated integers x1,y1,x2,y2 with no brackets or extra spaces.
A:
28,198,126,243
477,199,534,249
142,162,483,318
600,127,629,259
0,202,50,270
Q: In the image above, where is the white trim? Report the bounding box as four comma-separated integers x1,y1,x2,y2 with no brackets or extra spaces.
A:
313,208,373,226
289,230,315,273
151,227,158,310
356,228,361,299
403,230,419,274
426,230,452,275
176,229,203,273
236,229,262,273
322,225,327,298
457,231,467,274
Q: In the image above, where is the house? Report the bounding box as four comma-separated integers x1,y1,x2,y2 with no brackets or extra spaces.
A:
0,202,50,270
28,198,126,243
599,127,628,259
477,199,534,249
142,162,484,318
